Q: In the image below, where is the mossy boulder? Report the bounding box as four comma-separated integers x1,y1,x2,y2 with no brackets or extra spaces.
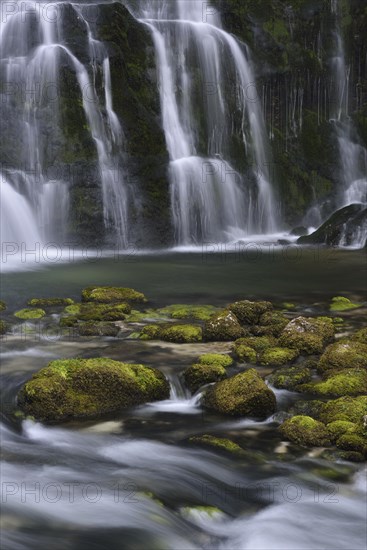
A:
299,369,367,397
318,396,367,424
318,341,367,373
327,421,357,441
78,322,120,337
189,434,244,455
183,363,227,393
28,298,74,307
14,308,46,320
157,304,218,321
329,296,360,312
252,311,289,337
198,354,233,368
139,324,162,340
81,286,147,304
203,310,244,341
268,366,312,390
17,358,170,422
336,434,367,457
234,335,277,353
233,343,257,363
63,302,131,322
280,416,331,447
0,300,6,312
0,320,7,335
279,316,334,354
160,324,203,343
351,328,367,344
204,368,276,418
228,300,273,325
259,347,299,366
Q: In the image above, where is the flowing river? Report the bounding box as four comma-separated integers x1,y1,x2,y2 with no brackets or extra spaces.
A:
1,250,366,549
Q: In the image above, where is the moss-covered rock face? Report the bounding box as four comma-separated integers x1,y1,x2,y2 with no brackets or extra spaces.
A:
234,335,277,353
300,369,367,397
62,302,131,323
280,416,331,447
189,434,244,455
198,354,233,368
81,286,147,304
14,308,46,320
268,365,312,390
319,396,367,424
0,320,7,335
279,316,334,354
329,296,361,312
318,341,367,373
0,300,6,312
327,420,357,442
78,322,120,337
139,324,162,340
28,298,74,308
233,344,257,363
157,304,218,321
259,347,299,366
351,328,367,344
17,358,170,422
203,310,244,341
160,324,203,343
252,311,289,337
183,363,227,393
228,300,273,325
204,368,276,418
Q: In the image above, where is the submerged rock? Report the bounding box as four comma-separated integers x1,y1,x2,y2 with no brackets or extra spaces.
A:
14,308,46,320
203,309,244,341
280,416,331,447
189,434,244,455
0,300,6,311
28,298,74,307
82,286,147,303
204,368,276,418
18,358,170,422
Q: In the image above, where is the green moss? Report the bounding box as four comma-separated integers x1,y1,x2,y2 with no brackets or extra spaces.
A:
318,341,367,373
300,369,367,397
234,344,257,363
28,298,74,307
0,320,7,334
139,324,162,340
279,316,334,354
203,309,244,341
59,316,78,328
0,300,6,312
81,286,147,304
189,434,244,455
157,304,218,321
204,368,276,418
336,434,367,456
234,335,278,353
62,302,131,323
253,311,289,337
281,302,296,310
280,416,331,447
228,300,273,325
18,358,170,422
327,421,357,441
198,354,233,368
78,322,120,337
14,308,46,320
268,366,311,390
350,328,367,344
183,364,227,393
160,324,202,343
259,347,299,366
319,396,367,424
330,296,360,312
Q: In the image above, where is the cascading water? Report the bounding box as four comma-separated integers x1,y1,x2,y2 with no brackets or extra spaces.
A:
0,1,129,250
330,0,367,245
133,0,279,244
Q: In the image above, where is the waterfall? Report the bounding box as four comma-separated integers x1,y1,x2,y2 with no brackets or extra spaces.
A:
134,0,279,244
330,0,367,240
0,1,129,249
